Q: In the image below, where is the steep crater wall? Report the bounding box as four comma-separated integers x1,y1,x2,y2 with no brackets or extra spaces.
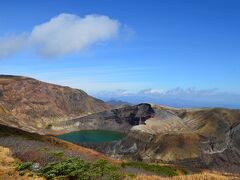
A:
50,103,155,134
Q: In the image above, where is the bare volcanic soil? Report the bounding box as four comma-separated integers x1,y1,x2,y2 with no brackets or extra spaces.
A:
103,106,240,173
0,75,111,132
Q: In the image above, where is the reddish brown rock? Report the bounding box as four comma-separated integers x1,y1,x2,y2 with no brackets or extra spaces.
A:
0,75,111,132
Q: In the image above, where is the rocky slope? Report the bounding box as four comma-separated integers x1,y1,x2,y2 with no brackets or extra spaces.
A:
49,103,154,134
0,75,111,132
108,105,240,172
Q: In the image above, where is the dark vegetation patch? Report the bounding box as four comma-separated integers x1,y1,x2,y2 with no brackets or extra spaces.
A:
41,158,123,180
16,158,124,180
16,162,33,171
121,161,188,177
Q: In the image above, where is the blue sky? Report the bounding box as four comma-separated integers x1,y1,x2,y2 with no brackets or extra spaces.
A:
0,0,240,107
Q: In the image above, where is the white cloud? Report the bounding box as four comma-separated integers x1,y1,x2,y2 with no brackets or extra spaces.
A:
96,89,131,98
95,88,240,108
163,87,219,96
29,14,120,57
0,13,120,58
139,88,165,95
96,88,222,99
0,34,26,58
139,87,219,97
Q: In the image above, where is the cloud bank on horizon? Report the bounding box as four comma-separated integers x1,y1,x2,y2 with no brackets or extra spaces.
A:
0,13,120,58
95,87,240,108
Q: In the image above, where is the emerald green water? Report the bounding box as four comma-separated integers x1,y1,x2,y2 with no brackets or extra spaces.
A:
57,130,125,143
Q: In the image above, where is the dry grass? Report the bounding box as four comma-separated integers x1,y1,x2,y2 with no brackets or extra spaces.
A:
0,146,43,180
133,172,240,180
0,146,15,172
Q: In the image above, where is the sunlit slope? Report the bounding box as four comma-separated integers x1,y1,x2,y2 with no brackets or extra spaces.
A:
0,75,111,132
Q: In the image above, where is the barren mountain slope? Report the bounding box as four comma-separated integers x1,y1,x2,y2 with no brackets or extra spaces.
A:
112,105,240,172
0,75,111,132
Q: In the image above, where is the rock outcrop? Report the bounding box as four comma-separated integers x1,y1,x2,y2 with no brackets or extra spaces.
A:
50,103,155,134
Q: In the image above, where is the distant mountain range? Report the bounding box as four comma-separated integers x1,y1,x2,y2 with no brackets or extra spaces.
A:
106,99,133,107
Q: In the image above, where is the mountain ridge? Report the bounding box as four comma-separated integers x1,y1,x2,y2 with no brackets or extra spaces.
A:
0,75,112,133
